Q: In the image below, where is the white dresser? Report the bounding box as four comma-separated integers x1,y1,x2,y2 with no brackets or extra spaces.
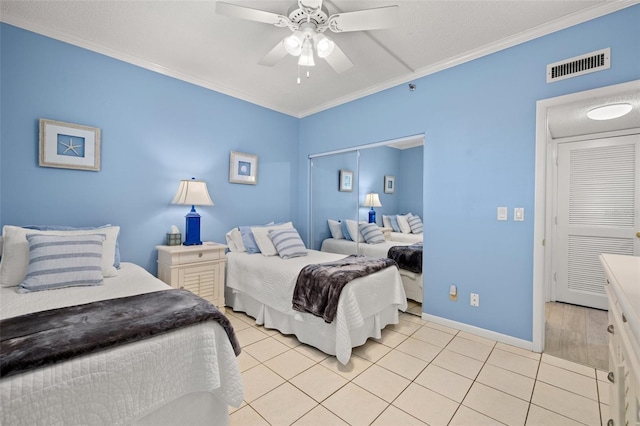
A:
600,253,640,426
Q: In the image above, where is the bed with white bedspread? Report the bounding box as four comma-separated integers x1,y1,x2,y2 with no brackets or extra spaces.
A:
0,227,243,426
225,250,407,364
320,238,423,303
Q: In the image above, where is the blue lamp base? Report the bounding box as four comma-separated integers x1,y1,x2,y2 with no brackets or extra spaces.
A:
368,208,376,224
183,206,203,246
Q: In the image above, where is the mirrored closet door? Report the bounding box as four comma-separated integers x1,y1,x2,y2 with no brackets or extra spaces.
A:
309,135,425,314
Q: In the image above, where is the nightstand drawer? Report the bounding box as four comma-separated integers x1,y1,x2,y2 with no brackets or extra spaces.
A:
177,249,220,265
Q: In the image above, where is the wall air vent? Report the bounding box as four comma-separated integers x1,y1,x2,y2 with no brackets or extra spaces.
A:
547,48,610,83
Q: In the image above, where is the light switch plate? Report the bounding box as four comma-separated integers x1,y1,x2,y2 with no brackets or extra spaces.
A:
514,207,525,221
497,207,508,221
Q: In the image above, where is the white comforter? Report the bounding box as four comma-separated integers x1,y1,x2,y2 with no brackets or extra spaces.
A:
320,238,412,258
0,263,243,426
226,250,407,363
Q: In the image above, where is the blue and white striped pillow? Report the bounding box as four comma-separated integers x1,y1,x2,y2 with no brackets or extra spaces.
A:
17,233,105,293
269,228,307,259
359,223,386,244
407,214,424,234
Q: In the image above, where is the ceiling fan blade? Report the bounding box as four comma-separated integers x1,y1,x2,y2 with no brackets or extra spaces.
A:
216,2,288,26
327,6,399,33
258,40,289,67
323,43,353,74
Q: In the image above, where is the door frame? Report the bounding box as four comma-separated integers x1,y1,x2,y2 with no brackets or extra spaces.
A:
532,79,640,353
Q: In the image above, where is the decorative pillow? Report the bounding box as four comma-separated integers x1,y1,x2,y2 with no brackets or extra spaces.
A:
341,221,352,241
389,216,401,232
23,224,121,269
328,220,344,239
17,233,105,293
269,228,307,259
407,214,424,234
359,223,385,244
238,221,275,254
346,220,365,242
0,225,119,288
396,214,412,234
251,222,294,256
382,215,392,229
225,228,246,252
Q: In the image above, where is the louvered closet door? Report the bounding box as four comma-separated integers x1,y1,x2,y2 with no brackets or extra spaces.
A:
555,134,639,310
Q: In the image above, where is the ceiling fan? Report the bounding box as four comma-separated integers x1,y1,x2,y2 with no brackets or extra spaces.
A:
216,0,399,77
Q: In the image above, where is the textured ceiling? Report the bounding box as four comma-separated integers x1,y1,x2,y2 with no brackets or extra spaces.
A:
1,0,637,117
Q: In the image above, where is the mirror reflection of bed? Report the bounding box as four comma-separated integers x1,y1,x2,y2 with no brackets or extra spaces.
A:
309,134,425,316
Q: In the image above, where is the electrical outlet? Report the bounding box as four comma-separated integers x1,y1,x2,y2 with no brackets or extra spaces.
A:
470,293,479,307
449,284,458,301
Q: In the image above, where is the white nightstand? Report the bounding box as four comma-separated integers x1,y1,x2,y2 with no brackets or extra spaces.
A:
379,227,392,240
156,242,227,308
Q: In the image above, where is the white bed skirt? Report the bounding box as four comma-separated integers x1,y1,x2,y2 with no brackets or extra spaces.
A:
400,270,423,303
226,288,401,363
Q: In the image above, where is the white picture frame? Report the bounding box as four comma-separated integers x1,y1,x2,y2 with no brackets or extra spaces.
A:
229,151,258,185
384,175,395,194
39,118,101,171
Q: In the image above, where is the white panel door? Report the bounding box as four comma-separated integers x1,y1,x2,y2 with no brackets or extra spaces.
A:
555,134,640,309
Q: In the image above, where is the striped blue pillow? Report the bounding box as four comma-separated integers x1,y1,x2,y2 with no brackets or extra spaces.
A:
269,228,307,259
359,223,386,244
407,214,424,234
18,233,105,293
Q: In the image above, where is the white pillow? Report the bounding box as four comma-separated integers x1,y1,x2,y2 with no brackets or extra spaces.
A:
328,219,344,239
0,225,119,288
251,222,293,256
382,215,392,229
396,214,412,234
225,228,246,252
345,219,365,242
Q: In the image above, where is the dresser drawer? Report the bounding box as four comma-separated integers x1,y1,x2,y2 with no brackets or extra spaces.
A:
176,249,221,265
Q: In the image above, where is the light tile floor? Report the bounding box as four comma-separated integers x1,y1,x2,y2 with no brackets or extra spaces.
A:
225,308,610,426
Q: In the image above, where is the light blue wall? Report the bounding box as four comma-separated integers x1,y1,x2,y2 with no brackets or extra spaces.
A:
0,24,299,273
398,146,423,216
1,6,639,344
297,6,640,342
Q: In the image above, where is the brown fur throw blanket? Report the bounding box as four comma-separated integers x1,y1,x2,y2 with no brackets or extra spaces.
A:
0,289,240,378
292,255,397,323
387,242,423,274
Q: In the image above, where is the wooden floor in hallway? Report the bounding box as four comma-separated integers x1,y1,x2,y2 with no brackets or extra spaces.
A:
544,301,608,371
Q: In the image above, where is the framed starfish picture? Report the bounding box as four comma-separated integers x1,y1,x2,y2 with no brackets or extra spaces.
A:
39,118,101,171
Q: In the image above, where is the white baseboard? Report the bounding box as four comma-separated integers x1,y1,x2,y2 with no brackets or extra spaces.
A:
421,313,536,353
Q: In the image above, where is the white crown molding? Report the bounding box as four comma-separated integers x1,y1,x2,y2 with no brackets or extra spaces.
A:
2,1,637,119
298,1,640,117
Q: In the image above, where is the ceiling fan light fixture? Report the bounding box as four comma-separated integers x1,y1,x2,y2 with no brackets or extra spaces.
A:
284,31,304,56
298,39,315,66
587,103,633,120
314,33,335,58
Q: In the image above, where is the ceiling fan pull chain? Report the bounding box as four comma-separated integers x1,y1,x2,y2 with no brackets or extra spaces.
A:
297,64,301,84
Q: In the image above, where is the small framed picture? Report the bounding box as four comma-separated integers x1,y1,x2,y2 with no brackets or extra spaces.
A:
339,170,354,192
384,175,395,194
229,151,258,185
39,118,101,171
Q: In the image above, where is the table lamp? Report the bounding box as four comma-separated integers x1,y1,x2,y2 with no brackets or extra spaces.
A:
171,178,214,245
363,193,382,224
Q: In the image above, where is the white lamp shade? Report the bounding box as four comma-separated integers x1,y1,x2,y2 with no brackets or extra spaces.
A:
298,39,315,66
314,34,335,58
171,179,214,206
284,31,304,56
363,193,382,207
